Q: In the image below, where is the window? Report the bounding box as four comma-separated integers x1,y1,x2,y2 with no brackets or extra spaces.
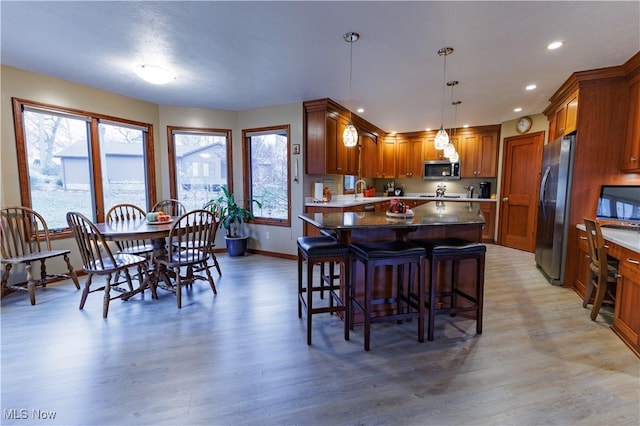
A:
12,98,156,231
167,127,233,212
243,125,291,226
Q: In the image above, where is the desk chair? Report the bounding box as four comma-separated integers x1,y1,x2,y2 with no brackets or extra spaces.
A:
583,218,618,320
1,206,79,305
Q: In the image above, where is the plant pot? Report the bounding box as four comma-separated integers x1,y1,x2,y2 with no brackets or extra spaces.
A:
225,236,248,257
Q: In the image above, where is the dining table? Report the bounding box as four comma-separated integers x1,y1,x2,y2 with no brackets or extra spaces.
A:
94,217,180,292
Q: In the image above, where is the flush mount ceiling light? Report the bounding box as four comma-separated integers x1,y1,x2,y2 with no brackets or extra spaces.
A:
434,47,453,150
134,64,175,85
547,41,564,50
343,31,360,148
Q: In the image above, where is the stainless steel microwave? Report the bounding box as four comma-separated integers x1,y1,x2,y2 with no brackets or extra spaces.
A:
423,160,461,180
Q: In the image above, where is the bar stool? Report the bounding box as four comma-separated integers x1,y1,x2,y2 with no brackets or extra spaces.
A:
349,240,426,351
297,236,350,345
411,238,486,341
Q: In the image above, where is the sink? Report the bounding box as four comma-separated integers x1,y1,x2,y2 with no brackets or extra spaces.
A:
420,194,461,198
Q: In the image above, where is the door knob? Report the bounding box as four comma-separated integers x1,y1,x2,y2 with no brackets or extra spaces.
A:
502,197,509,202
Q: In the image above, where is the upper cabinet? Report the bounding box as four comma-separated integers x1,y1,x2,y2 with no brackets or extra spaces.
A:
377,137,396,178
456,125,501,178
360,131,379,178
549,89,579,140
304,98,386,177
621,56,640,171
396,133,426,178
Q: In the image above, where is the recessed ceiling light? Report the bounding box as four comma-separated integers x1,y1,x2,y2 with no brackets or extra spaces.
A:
514,107,523,112
526,84,537,91
425,128,432,132
134,64,175,84
547,41,564,50
357,108,364,114
463,124,469,128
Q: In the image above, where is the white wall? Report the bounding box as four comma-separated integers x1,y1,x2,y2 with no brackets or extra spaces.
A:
1,66,304,282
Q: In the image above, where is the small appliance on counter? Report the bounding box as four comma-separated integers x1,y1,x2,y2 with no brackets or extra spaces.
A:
479,181,491,198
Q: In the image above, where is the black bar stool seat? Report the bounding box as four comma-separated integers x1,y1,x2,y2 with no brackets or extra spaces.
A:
349,240,426,351
297,236,350,345
411,238,486,341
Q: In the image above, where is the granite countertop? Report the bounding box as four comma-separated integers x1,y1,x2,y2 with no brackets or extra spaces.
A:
300,200,485,230
305,192,497,207
577,223,640,254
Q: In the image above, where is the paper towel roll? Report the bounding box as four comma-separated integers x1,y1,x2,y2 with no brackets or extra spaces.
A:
314,182,324,200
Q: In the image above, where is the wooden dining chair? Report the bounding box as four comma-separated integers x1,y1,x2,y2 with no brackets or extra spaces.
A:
66,211,157,318
152,199,186,217
1,206,80,304
199,200,223,275
153,209,217,308
583,218,619,320
106,203,155,282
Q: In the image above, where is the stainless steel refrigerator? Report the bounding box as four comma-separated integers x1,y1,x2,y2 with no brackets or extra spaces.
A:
535,135,575,285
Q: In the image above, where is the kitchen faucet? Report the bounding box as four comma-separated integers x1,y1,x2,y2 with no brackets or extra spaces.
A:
355,180,367,198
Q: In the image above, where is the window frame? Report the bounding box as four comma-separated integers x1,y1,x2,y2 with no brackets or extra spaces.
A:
11,97,156,234
242,125,291,227
166,126,234,202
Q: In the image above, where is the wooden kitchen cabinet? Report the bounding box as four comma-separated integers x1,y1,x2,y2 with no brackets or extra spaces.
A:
611,245,640,357
620,77,640,171
377,136,396,178
550,89,579,140
574,229,591,297
396,134,424,178
479,202,496,242
360,131,378,178
304,98,385,177
457,125,500,178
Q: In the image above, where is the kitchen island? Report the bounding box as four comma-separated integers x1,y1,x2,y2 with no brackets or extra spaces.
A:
304,193,497,242
299,201,486,322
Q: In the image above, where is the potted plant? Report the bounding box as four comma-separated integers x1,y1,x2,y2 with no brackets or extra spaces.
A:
212,186,262,257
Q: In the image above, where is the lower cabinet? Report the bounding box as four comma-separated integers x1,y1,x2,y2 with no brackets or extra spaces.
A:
574,229,590,298
611,249,640,357
479,202,496,242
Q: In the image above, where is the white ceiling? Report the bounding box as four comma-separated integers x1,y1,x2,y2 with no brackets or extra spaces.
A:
1,1,639,133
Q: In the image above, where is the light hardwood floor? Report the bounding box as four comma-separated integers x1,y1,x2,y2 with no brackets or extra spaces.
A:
1,244,638,425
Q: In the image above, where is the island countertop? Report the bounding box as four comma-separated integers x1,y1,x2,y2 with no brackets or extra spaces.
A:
300,200,485,231
304,193,497,208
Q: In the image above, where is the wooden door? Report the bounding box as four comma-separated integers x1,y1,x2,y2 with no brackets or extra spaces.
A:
498,131,545,252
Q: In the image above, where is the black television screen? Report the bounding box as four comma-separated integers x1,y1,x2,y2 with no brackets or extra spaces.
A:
596,185,640,224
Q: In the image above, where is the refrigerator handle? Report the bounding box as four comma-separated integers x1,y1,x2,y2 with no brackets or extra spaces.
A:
540,166,551,214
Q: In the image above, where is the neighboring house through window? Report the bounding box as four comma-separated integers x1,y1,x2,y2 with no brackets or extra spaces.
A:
167,127,233,212
12,98,156,231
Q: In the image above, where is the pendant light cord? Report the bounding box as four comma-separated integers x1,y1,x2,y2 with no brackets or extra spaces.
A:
349,34,354,121
440,51,447,128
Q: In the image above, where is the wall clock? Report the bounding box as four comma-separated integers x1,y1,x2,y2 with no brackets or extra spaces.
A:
516,116,532,134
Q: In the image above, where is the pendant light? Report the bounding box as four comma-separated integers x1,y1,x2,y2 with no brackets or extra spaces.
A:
343,32,359,147
446,101,461,162
443,80,459,160
434,47,454,150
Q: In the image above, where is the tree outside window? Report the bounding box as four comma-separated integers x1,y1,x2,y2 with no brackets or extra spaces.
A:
243,126,291,226
167,127,233,212
12,98,155,231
